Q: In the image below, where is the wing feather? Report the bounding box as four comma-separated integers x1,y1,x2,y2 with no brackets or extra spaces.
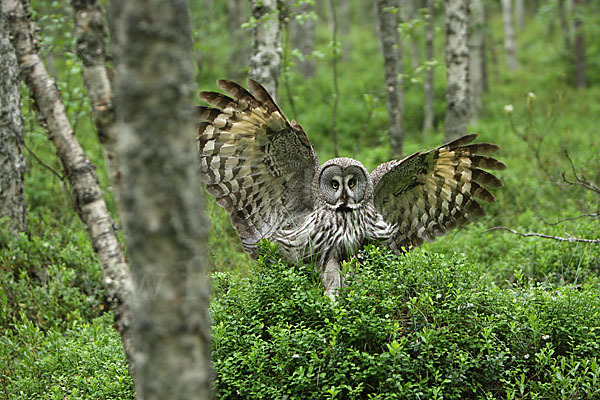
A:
371,134,504,252
197,79,319,254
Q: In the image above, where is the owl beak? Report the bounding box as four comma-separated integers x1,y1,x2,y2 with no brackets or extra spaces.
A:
342,191,347,201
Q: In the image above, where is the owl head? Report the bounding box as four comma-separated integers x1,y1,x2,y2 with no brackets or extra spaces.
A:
314,158,372,211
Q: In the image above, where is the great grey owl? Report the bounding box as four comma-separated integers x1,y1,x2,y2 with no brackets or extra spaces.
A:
197,79,505,296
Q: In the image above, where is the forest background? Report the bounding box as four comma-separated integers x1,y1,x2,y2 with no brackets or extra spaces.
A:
1,0,599,398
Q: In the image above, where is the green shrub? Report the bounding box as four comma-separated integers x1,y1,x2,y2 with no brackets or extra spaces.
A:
211,245,600,399
0,313,133,400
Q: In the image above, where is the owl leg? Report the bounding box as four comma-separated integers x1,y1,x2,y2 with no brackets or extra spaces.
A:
320,257,343,298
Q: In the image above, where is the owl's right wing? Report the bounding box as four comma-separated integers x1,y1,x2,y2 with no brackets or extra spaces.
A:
197,79,319,254
370,134,506,252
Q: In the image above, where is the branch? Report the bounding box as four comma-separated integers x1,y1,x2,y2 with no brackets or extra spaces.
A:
562,150,600,195
6,0,134,365
544,213,598,226
23,142,75,209
483,226,600,244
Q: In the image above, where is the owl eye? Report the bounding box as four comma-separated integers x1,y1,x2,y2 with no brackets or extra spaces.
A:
348,178,356,188
332,180,340,190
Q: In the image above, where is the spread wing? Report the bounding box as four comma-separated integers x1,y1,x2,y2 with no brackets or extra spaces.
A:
370,134,506,252
197,79,319,255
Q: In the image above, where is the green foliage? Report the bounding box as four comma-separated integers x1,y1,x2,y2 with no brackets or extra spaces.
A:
212,246,600,399
0,313,134,400
0,220,105,332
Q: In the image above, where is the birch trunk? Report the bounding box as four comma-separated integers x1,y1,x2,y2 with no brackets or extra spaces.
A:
400,0,421,71
290,1,316,78
443,0,470,143
4,0,135,364
469,0,485,123
515,0,524,29
501,0,519,71
249,0,282,98
71,0,121,198
573,0,587,88
375,0,404,158
227,0,250,81
0,7,27,234
422,0,435,133
109,0,212,398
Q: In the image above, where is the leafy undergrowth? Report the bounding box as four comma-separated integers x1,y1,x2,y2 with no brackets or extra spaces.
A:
212,245,600,399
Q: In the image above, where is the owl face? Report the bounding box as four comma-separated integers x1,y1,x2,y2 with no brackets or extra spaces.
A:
319,164,368,210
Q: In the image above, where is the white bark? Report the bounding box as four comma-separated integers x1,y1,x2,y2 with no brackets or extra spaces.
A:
444,0,470,142
515,0,524,28
109,0,212,398
376,0,404,158
0,7,27,233
501,0,519,71
249,0,282,98
423,0,435,133
469,0,485,123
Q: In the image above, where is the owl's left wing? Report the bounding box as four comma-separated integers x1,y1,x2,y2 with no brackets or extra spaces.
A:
370,134,506,252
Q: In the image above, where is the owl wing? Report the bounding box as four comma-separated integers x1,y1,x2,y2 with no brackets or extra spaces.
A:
370,134,506,252
197,79,319,255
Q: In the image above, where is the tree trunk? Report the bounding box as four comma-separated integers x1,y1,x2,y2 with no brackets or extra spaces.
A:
375,0,404,158
71,0,121,198
0,7,27,234
227,0,250,81
573,0,587,88
400,0,421,71
515,0,524,29
469,0,485,123
290,1,316,78
423,0,435,133
5,0,135,366
443,0,470,143
557,0,572,55
481,6,489,93
501,0,519,71
109,0,212,398
249,0,282,98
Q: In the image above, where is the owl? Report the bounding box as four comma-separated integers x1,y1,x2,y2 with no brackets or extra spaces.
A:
197,79,505,296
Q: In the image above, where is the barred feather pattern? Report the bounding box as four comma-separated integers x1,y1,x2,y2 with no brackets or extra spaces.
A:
273,203,395,267
197,79,318,254
371,134,506,251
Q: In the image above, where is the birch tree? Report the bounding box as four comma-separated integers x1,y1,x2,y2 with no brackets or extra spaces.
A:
249,0,282,97
109,0,212,397
290,1,316,78
515,0,524,29
227,0,250,81
0,6,27,234
375,0,404,158
469,0,485,122
573,0,588,88
501,0,519,71
400,0,421,71
5,0,135,365
444,0,470,142
423,0,435,133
